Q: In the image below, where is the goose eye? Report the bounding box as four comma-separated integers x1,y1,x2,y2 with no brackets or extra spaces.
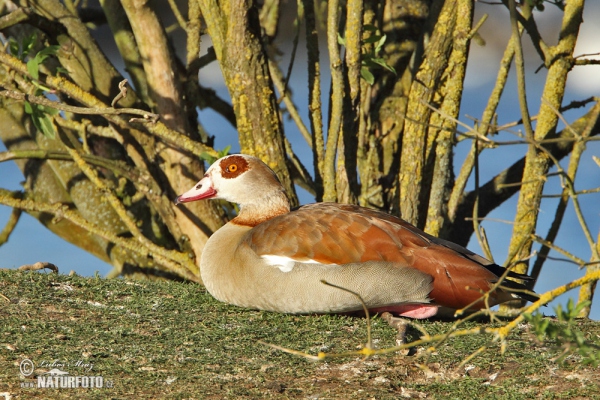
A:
218,156,248,179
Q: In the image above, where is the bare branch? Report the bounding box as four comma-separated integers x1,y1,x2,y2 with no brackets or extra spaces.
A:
323,0,343,202
0,205,21,247
303,0,325,201
449,102,600,246
0,89,158,120
504,0,585,285
0,192,199,282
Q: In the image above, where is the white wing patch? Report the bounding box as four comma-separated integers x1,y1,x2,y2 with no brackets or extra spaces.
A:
261,255,329,272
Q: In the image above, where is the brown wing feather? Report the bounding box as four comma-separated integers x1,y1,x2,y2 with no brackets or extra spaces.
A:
244,203,514,309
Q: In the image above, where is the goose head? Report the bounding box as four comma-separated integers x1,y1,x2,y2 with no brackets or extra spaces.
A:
176,154,291,225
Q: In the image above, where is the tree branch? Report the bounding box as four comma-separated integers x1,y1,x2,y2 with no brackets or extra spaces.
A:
0,191,199,282
303,0,325,201
505,0,584,280
399,0,456,226
0,203,21,247
0,90,158,120
449,102,600,246
323,0,343,202
202,0,298,206
424,0,473,236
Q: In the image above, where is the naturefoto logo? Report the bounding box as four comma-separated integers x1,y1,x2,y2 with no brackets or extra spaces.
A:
19,358,113,389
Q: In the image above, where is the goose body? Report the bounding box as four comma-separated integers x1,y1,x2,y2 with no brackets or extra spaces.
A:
176,154,536,318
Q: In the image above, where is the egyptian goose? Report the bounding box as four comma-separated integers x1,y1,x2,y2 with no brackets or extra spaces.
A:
176,154,536,318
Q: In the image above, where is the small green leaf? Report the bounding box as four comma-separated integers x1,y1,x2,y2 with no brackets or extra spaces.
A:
34,45,61,67
217,145,231,158
24,101,33,114
24,101,58,138
199,152,216,164
375,34,387,53
364,35,383,44
33,113,56,139
337,33,346,46
200,145,231,164
27,58,40,80
368,57,396,74
360,67,374,85
26,45,60,81
9,38,20,57
37,45,60,59
22,34,37,59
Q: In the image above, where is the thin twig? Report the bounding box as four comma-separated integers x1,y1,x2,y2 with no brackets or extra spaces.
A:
278,3,302,103
268,59,312,145
111,79,129,107
321,280,373,351
0,90,158,121
167,0,188,30
542,186,600,197
472,137,495,262
421,100,492,144
508,0,534,142
0,149,139,181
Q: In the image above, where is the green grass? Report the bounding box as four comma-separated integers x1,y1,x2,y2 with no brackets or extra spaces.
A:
1,270,599,399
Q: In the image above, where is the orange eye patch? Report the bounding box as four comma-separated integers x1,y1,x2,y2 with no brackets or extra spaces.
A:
219,155,249,178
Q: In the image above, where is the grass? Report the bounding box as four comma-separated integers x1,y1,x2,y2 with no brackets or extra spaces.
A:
1,269,599,399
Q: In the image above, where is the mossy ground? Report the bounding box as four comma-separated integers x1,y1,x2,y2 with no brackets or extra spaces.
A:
1,270,599,399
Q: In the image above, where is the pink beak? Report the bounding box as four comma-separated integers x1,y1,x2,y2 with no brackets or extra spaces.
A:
175,176,217,204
